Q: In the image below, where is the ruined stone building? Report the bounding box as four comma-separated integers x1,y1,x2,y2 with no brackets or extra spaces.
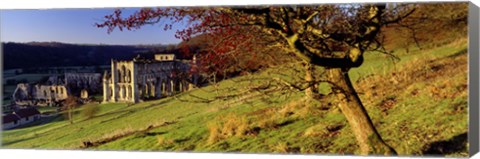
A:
64,73,102,93
102,54,197,103
47,73,102,93
12,73,102,106
12,54,197,106
13,83,68,106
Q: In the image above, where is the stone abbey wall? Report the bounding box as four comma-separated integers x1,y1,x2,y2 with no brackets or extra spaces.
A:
64,73,102,93
11,54,197,106
12,73,102,106
13,83,68,106
103,54,196,103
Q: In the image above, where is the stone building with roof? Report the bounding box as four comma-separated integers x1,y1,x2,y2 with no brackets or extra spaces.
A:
2,107,41,130
2,114,21,130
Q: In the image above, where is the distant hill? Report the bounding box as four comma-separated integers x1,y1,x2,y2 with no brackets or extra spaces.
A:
1,42,181,70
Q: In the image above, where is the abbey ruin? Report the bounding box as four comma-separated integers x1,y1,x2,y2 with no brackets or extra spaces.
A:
10,53,197,106
12,73,102,106
13,83,68,106
102,54,197,103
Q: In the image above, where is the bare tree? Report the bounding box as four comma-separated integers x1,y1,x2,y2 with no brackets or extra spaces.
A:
63,96,79,124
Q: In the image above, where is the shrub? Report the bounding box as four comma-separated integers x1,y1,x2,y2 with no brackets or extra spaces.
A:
82,104,100,119
157,136,174,146
207,122,222,144
273,142,289,153
206,113,250,145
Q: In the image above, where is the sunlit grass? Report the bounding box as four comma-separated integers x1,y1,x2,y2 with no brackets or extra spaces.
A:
2,39,468,156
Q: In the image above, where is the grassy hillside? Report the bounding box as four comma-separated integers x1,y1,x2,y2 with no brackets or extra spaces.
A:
1,39,468,157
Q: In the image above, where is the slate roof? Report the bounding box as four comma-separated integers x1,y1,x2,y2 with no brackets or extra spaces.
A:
14,107,40,118
2,114,20,123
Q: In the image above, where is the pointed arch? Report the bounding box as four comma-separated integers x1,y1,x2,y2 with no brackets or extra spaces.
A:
118,69,123,83
128,85,133,101
126,69,132,83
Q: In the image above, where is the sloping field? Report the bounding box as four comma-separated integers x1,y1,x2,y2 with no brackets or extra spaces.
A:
2,40,468,157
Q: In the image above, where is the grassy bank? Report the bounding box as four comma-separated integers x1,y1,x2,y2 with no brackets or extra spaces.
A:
2,39,468,157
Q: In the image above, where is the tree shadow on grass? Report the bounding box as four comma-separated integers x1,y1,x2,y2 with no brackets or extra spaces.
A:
422,132,467,156
444,47,467,59
2,136,37,146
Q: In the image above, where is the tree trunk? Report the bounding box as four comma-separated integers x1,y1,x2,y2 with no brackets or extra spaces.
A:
68,108,73,124
327,68,396,155
304,62,316,99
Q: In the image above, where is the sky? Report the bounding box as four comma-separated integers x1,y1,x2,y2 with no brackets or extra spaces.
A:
0,8,184,45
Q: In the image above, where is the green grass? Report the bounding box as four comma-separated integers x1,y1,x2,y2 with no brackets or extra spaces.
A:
1,39,468,157
36,106,59,114
349,39,467,83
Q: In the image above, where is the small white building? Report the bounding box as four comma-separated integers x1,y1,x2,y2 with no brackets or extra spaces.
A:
2,114,21,130
13,107,41,126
